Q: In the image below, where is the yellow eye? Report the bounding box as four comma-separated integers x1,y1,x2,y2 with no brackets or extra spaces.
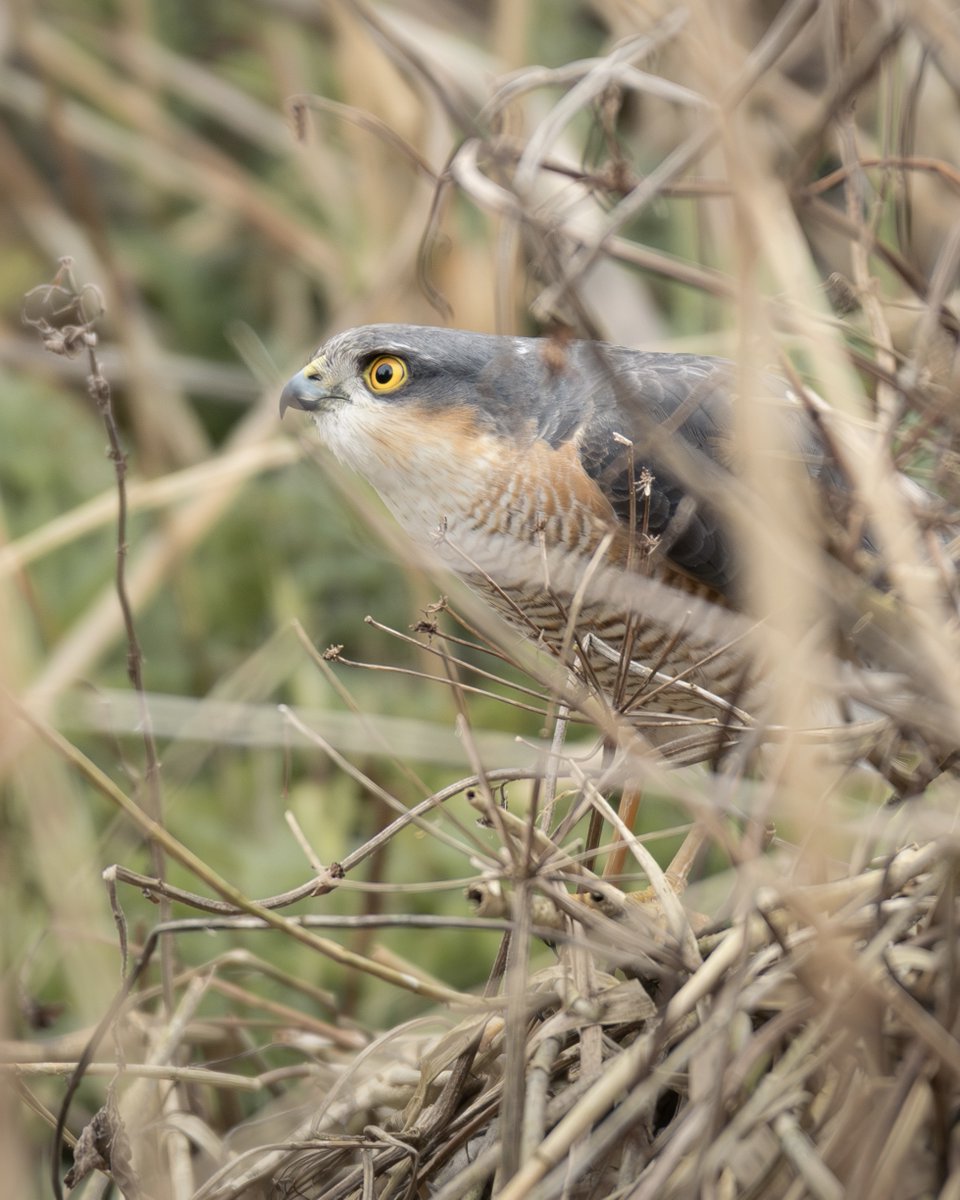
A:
363,354,409,394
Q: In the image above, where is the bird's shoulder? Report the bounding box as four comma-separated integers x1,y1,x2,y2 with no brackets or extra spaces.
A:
554,344,742,596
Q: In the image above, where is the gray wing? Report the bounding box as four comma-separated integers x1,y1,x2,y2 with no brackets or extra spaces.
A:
568,346,839,599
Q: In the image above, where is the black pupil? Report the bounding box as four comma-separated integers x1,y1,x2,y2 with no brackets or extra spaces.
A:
374,361,395,386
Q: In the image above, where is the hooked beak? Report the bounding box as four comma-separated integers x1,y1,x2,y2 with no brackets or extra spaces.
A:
279,361,341,418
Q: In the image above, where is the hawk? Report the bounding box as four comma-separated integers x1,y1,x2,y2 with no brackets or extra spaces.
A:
280,324,951,770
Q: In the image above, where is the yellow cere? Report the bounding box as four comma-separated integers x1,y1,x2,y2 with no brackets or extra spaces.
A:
364,354,409,394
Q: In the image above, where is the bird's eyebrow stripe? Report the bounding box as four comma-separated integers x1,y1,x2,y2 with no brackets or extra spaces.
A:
357,348,411,367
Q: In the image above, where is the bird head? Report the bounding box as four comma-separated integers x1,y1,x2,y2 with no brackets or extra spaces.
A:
279,323,591,445
280,326,420,421
279,324,575,543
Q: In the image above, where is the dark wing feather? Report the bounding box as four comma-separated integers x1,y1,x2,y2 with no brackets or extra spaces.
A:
568,348,741,596
567,345,841,600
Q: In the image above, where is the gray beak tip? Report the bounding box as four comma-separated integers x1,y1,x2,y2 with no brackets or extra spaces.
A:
279,376,313,419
